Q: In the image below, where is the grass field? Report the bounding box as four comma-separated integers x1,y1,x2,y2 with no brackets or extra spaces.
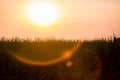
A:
0,37,120,80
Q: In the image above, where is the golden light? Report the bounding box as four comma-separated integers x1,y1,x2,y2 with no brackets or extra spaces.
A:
26,1,62,27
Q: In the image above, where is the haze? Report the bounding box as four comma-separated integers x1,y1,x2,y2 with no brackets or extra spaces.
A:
0,0,120,40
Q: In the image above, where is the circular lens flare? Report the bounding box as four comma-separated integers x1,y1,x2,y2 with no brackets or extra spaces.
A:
9,42,82,66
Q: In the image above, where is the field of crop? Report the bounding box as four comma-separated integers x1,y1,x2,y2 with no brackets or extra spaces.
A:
0,37,120,80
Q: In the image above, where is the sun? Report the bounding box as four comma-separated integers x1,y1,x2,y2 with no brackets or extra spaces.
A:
26,1,62,26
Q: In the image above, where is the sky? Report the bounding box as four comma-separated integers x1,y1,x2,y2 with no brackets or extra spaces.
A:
0,0,120,40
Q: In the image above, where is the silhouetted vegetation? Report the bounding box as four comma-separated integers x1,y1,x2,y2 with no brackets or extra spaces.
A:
0,37,120,80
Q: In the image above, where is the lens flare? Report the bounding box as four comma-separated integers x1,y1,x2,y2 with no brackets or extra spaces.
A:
66,61,72,67
9,42,82,67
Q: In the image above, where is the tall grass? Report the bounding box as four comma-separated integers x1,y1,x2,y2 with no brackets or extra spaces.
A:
0,37,120,80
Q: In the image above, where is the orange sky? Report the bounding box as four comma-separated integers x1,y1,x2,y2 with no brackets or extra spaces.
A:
0,0,120,40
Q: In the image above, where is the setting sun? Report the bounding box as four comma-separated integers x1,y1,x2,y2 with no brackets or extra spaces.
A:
26,1,62,26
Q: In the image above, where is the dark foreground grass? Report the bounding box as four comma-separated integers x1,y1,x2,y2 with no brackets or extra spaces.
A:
0,37,120,80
